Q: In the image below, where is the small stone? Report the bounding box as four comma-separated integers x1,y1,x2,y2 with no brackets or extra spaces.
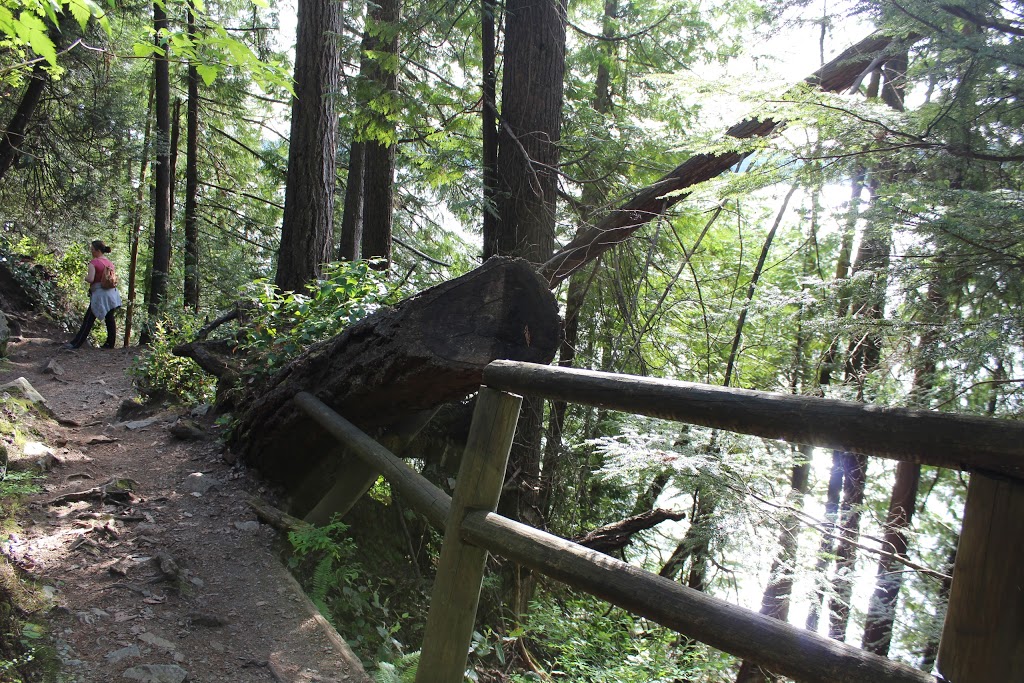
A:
105,645,141,663
138,632,176,651
42,358,65,376
121,664,188,683
182,472,218,494
120,417,162,431
168,418,207,441
233,520,260,532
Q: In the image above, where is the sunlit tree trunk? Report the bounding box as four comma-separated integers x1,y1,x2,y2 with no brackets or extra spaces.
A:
148,1,173,326
124,82,154,347
276,0,343,291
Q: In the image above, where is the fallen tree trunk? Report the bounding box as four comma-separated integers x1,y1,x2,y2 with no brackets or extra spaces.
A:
573,508,686,555
540,32,906,286
229,257,560,512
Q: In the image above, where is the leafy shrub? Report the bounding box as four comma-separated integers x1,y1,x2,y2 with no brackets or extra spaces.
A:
129,318,216,405
488,593,712,683
239,260,393,376
0,236,81,320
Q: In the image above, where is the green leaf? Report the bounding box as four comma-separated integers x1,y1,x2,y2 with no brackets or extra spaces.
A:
66,0,93,30
196,63,218,85
133,41,159,58
17,11,56,66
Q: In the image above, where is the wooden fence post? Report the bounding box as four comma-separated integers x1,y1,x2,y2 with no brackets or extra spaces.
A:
938,472,1024,681
415,387,522,683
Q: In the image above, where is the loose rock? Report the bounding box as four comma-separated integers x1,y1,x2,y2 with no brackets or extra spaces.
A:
121,663,188,683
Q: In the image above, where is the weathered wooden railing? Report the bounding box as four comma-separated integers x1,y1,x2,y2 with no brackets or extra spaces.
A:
294,360,1024,683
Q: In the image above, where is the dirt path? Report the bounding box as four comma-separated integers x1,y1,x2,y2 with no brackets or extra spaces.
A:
1,325,372,683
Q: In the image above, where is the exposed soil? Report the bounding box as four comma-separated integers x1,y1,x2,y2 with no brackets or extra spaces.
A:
0,323,373,683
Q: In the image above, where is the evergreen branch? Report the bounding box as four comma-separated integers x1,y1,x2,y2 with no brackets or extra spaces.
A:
727,480,951,582
209,126,286,177
934,378,1024,410
939,4,1024,36
198,180,284,210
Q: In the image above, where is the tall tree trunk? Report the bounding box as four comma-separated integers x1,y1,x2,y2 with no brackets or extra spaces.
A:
735,445,812,683
486,0,566,264
359,0,400,268
805,453,845,632
125,82,155,347
489,0,567,619
860,460,921,654
337,141,364,260
806,165,865,632
276,0,343,291
540,0,616,523
183,0,201,311
862,260,949,654
169,97,181,227
0,64,49,183
149,1,173,324
480,0,498,242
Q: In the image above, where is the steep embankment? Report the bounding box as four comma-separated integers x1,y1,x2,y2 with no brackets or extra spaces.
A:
0,323,370,683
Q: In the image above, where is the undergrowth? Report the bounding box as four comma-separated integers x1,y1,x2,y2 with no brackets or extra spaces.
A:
129,259,394,406
128,316,217,405
287,512,428,676
0,396,59,682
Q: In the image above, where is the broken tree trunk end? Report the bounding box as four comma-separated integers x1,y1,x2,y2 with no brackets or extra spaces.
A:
232,256,560,516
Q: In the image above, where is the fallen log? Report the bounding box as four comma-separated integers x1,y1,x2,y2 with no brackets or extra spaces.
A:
231,257,560,513
573,508,687,555
540,32,909,286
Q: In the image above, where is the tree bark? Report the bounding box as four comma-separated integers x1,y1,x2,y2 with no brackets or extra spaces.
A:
0,64,49,183
125,81,154,347
488,0,567,613
572,508,686,555
229,257,560,514
183,0,201,311
359,0,400,268
338,141,364,261
149,1,173,322
480,0,498,244
486,0,566,264
276,0,343,292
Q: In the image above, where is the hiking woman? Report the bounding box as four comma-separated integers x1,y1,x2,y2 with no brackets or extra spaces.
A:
65,240,122,349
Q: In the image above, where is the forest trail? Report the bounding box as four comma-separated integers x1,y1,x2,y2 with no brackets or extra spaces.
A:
0,322,372,683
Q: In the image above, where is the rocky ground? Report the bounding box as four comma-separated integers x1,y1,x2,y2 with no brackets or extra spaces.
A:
0,325,372,683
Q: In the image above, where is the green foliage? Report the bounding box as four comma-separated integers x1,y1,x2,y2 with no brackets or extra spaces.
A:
129,318,217,405
288,516,409,668
0,237,80,323
494,594,712,682
238,260,393,375
373,651,419,683
0,0,111,85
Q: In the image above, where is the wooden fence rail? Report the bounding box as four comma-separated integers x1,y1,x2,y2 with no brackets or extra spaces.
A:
483,360,1024,480
293,388,941,683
